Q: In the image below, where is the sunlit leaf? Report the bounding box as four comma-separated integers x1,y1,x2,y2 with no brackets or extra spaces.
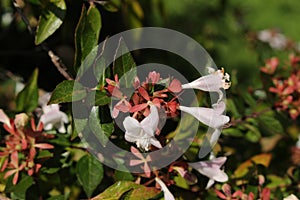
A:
35,0,66,44
76,154,104,198
49,80,87,104
16,68,39,113
233,153,272,178
266,175,291,189
91,181,159,200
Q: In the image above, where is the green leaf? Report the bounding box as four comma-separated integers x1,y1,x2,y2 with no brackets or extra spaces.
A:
36,150,53,159
71,118,88,140
9,175,34,200
113,37,137,88
174,175,189,190
76,154,104,198
102,0,121,12
244,123,261,142
16,68,39,113
86,90,111,106
88,107,114,146
35,0,66,44
49,80,87,104
226,99,241,118
114,170,134,181
74,4,101,73
257,112,283,135
222,128,244,137
91,181,159,200
266,175,291,189
46,195,66,200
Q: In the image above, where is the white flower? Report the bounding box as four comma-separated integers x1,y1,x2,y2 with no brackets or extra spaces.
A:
284,194,299,200
123,105,162,151
182,68,231,92
189,157,228,189
257,29,287,50
38,93,69,133
296,134,300,148
179,101,229,129
155,177,175,200
0,109,11,128
39,104,69,133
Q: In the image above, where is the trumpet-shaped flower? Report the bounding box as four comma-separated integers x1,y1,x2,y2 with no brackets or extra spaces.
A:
155,177,175,200
39,104,69,133
182,68,231,92
189,157,228,189
38,93,69,133
179,101,229,129
123,105,162,151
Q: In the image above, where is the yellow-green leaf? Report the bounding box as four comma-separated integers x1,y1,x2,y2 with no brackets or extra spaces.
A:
233,153,272,178
91,181,159,200
35,0,66,45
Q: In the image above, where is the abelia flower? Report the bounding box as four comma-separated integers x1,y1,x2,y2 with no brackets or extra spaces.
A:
39,104,69,133
123,105,162,151
260,57,279,74
112,98,131,118
147,71,161,85
215,184,254,200
284,194,299,200
129,146,151,177
182,68,231,92
155,177,175,200
189,156,228,189
0,109,11,128
179,101,229,129
0,110,54,185
257,29,288,50
38,92,69,133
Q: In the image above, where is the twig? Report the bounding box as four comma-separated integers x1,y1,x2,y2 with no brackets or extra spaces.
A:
12,0,73,80
48,50,73,80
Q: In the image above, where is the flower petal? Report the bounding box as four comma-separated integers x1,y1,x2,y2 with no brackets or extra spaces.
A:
155,177,175,200
150,137,162,149
141,105,159,136
189,157,228,186
206,179,215,189
124,116,144,143
0,109,11,128
179,106,229,128
182,73,222,92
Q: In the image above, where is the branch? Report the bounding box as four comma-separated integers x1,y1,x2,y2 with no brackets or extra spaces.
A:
12,0,74,80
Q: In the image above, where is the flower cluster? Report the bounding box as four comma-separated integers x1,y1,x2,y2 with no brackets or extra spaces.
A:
260,55,300,119
0,110,54,185
106,68,231,196
106,68,231,151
